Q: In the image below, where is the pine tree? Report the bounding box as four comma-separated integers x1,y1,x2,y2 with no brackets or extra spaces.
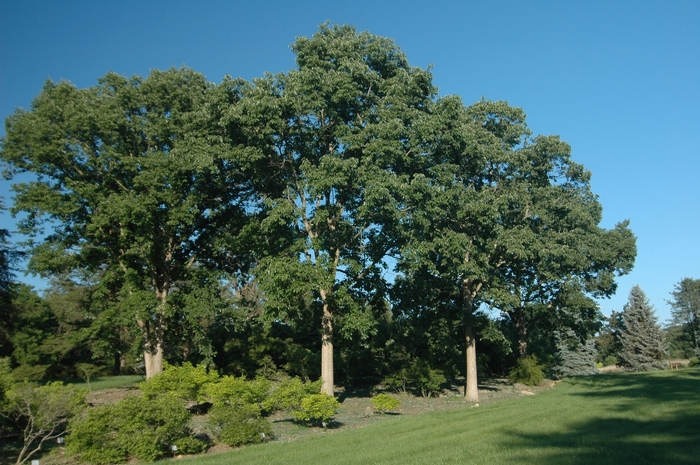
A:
552,329,600,378
617,286,667,371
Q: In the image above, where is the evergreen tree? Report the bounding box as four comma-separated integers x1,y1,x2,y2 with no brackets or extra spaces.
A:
668,278,700,357
552,328,599,378
617,286,667,371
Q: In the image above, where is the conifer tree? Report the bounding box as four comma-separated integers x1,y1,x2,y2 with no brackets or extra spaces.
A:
618,286,667,371
552,329,599,378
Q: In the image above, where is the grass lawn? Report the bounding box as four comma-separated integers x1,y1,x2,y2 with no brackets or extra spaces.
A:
160,369,700,465
64,374,143,391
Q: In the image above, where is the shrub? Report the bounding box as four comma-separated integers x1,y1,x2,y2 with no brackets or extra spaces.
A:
139,362,218,402
371,393,400,414
67,394,194,464
205,375,270,408
509,355,546,386
410,362,446,398
381,360,446,397
209,403,272,447
381,369,410,394
1,382,86,465
603,355,619,367
173,436,208,455
262,377,321,412
292,393,340,426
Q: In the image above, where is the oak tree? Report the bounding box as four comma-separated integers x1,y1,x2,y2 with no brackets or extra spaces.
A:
0,68,262,377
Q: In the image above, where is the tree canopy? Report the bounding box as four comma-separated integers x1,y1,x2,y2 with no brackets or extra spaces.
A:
0,24,638,399
1,68,265,377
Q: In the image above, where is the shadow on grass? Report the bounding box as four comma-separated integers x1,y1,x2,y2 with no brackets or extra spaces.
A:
501,370,700,465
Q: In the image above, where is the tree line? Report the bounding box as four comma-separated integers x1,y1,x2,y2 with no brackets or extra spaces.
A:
0,24,659,403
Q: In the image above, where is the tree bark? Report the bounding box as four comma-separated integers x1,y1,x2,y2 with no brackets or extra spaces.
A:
515,307,528,359
465,323,479,402
320,292,334,397
462,278,480,402
139,287,168,378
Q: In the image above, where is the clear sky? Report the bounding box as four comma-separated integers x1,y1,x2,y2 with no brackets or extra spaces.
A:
1,0,698,323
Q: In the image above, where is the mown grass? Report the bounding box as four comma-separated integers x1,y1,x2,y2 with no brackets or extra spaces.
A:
64,374,143,391
158,369,700,465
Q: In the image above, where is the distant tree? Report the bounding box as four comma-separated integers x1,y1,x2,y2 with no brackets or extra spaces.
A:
595,312,623,366
668,278,700,357
0,201,22,357
617,286,667,371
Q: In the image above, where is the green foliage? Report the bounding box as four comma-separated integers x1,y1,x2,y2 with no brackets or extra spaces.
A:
292,393,341,426
1,381,86,465
668,278,700,357
172,436,208,455
1,67,264,377
0,357,12,401
509,355,546,386
381,360,446,397
370,393,400,414
603,355,619,366
209,403,272,447
552,330,600,378
618,286,668,371
205,375,271,408
263,377,321,412
139,362,218,402
67,394,193,464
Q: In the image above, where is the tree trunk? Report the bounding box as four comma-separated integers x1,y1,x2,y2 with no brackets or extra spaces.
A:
139,287,167,379
465,323,479,402
462,279,479,402
113,351,121,376
320,295,334,397
515,307,528,359
144,346,163,379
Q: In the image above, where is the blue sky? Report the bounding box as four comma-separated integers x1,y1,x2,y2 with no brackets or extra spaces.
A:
1,0,698,323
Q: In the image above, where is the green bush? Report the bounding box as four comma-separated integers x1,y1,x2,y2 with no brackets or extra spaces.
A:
67,394,194,464
209,403,272,447
173,436,208,455
381,360,446,397
292,393,340,426
603,355,619,367
262,377,321,412
509,355,546,386
205,375,270,407
139,362,218,402
2,381,86,465
371,393,400,414
381,369,410,394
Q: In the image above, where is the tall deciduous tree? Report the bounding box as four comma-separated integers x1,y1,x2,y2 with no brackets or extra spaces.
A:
668,278,700,357
400,98,634,401
0,68,262,377
618,285,667,371
248,24,436,396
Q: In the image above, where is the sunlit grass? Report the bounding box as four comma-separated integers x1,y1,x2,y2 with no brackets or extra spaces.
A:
64,375,143,391
157,369,700,465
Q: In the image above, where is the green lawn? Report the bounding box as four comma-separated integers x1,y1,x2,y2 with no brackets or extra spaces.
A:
64,374,143,391
161,370,699,465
